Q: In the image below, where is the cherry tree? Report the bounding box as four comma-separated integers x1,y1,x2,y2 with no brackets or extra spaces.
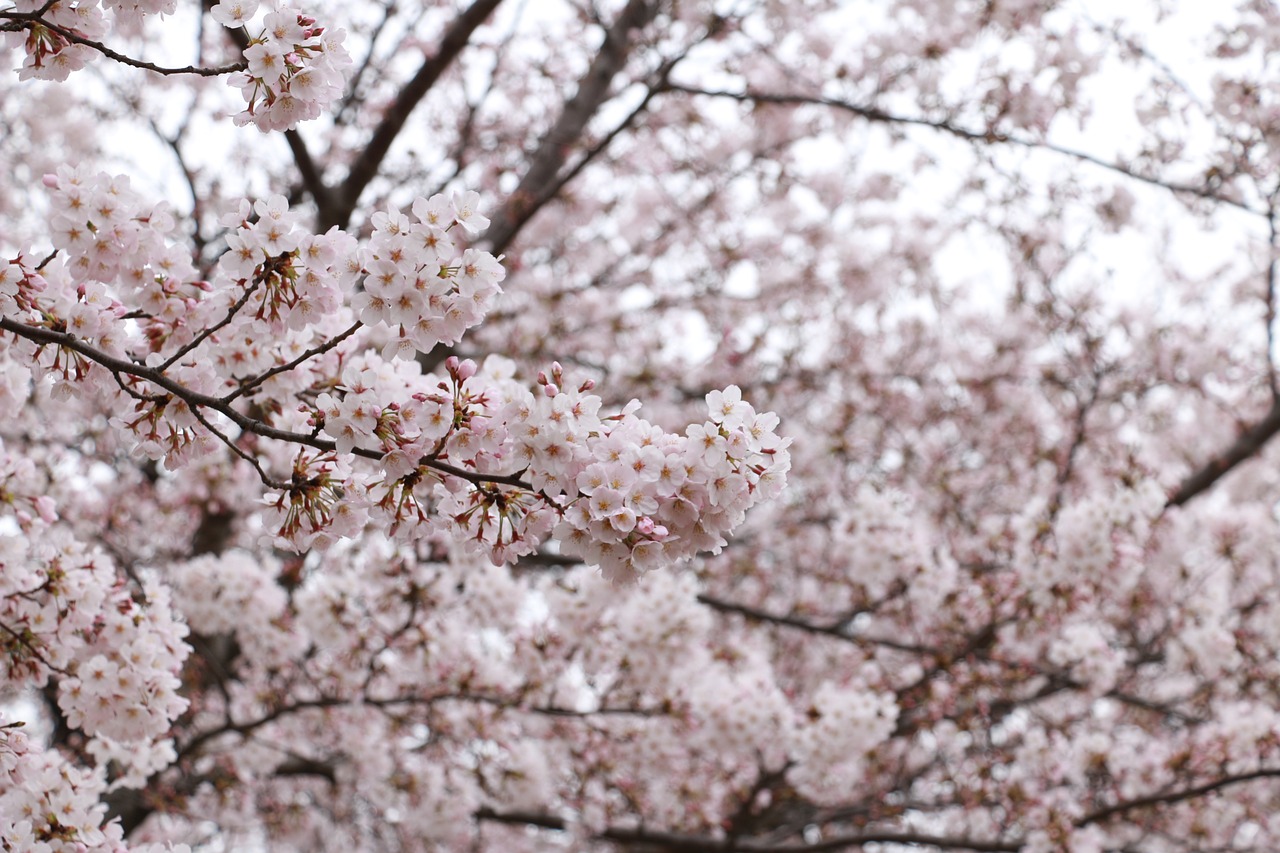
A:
2,0,1280,850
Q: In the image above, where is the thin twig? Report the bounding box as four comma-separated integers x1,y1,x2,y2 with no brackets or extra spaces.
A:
1078,767,1280,827
158,279,263,372
223,320,362,403
0,316,534,490
659,83,1266,216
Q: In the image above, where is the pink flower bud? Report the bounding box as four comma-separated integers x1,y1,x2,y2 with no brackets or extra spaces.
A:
32,495,57,524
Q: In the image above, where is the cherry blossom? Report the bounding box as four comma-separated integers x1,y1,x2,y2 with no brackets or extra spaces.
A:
6,0,1280,851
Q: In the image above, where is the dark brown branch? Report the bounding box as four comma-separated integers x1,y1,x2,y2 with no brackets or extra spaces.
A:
1176,195,1280,510
0,618,66,674
1266,202,1279,399
659,83,1264,217
696,593,935,655
1165,396,1280,507
275,754,338,783
176,691,655,766
0,316,533,490
482,0,660,256
223,320,362,403
475,809,1022,852
1,13,245,76
322,0,506,230
1078,767,1280,827
283,129,332,212
731,832,1021,853
708,593,1171,743
158,278,263,371
475,807,568,832
482,58,675,258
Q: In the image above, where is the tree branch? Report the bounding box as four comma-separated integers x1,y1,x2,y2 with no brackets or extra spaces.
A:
475,809,1022,852
1164,396,1280,507
696,593,935,655
322,0,506,231
482,0,660,256
659,83,1265,217
0,316,533,490
1078,767,1280,827
1,12,245,76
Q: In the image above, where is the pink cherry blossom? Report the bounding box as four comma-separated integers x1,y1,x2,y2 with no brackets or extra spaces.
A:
5,1,1280,851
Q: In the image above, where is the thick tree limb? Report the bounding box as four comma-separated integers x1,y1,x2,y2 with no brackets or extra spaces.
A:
475,809,1022,852
482,0,660,256
321,0,506,230
1165,397,1280,507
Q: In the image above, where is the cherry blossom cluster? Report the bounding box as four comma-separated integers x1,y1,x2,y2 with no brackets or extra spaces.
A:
214,193,362,335
168,549,302,667
1018,480,1165,611
0,447,189,848
1046,621,1123,694
0,743,120,852
206,188,494,363
787,678,898,804
600,570,714,693
538,381,790,581
546,570,899,811
832,485,938,598
212,1,352,132
269,355,790,582
56,576,189,744
41,166,196,310
355,192,501,357
1,443,189,747
9,170,788,584
0,716,191,851
0,514,189,748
